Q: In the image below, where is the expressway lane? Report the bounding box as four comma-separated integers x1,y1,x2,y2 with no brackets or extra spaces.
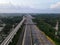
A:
31,25,54,45
21,15,55,45
24,25,32,45
31,18,55,45
29,18,55,45
22,19,32,45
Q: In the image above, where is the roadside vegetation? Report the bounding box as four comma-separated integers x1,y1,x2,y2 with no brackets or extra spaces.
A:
0,15,22,44
32,14,60,45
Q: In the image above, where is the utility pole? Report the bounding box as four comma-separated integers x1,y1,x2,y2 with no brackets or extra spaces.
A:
55,20,59,37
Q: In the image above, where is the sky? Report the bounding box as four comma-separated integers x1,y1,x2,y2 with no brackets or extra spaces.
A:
0,0,60,13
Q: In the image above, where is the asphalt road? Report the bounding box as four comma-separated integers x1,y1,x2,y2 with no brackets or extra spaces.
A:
22,18,32,45
17,15,55,45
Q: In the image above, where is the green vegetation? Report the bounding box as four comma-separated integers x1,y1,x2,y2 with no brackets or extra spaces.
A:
1,16,22,24
32,14,60,45
2,24,12,34
0,15,22,44
1,16,22,34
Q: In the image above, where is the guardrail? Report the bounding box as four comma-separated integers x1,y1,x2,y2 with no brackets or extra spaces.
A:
1,17,26,45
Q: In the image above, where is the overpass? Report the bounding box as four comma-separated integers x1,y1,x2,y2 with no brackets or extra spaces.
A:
0,16,26,45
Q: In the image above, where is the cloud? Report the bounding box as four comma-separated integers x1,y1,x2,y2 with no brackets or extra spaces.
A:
0,0,9,4
50,2,60,9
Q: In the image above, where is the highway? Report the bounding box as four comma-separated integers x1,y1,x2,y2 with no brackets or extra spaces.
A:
21,15,55,45
0,15,55,45
22,18,32,45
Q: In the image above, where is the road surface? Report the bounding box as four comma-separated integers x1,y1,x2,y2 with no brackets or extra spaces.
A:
18,15,55,45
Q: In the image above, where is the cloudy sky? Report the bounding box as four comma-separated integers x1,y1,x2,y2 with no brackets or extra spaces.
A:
0,0,60,13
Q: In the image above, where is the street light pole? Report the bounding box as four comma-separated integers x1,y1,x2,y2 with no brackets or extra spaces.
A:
55,20,59,38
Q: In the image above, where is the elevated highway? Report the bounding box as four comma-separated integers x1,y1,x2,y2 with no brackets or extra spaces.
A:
1,17,26,45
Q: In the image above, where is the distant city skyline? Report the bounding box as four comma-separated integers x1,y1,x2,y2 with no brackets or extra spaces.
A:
0,0,60,13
